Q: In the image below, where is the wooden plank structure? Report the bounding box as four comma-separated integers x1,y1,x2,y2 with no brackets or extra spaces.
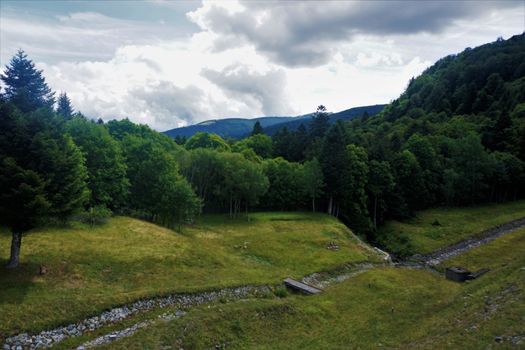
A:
283,278,323,295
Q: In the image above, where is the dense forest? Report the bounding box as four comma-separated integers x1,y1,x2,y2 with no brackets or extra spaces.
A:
1,34,524,267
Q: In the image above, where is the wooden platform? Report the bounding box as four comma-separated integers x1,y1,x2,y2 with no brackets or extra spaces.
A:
283,278,323,295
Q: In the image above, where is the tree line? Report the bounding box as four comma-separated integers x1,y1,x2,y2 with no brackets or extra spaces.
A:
1,33,524,267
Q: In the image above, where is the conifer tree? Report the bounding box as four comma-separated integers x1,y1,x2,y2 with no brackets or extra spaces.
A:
0,103,88,268
251,121,264,135
56,92,74,119
309,105,330,139
1,50,54,112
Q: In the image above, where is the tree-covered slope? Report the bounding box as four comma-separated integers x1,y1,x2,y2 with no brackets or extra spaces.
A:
162,104,386,140
386,34,525,121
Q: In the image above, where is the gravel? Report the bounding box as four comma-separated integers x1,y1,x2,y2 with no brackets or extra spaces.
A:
416,216,525,266
3,285,270,350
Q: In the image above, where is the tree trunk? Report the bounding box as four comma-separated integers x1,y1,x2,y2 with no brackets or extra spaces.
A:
373,195,378,230
328,196,333,215
312,198,315,212
6,232,22,269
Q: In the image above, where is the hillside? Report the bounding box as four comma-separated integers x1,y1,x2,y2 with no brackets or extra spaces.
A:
377,201,525,256
102,225,525,350
384,33,525,122
28,202,524,350
0,212,378,338
163,104,386,139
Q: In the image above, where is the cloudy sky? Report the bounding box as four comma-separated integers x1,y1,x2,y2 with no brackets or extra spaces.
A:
1,1,524,130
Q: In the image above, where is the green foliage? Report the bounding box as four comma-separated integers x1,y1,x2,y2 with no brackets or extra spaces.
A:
181,148,223,204
320,122,348,211
185,132,231,152
216,152,269,217
261,158,303,210
0,103,89,226
0,101,89,267
340,144,372,233
77,205,112,226
309,105,330,139
56,92,74,119
0,49,54,112
301,158,324,212
66,117,129,210
0,157,50,233
273,286,289,298
233,134,273,158
41,133,90,221
251,120,264,135
120,135,200,227
367,160,394,230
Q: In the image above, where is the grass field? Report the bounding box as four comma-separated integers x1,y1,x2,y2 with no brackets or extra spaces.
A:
0,212,378,338
376,200,525,255
2,204,524,348
95,227,525,349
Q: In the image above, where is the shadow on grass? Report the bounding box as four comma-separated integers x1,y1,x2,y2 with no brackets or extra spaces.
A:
0,260,38,305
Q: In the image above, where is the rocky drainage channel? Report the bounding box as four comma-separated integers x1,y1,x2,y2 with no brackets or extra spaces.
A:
414,216,525,266
3,262,385,350
3,286,271,350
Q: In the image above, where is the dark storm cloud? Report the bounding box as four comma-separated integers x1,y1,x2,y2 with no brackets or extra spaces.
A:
190,0,522,67
202,65,293,115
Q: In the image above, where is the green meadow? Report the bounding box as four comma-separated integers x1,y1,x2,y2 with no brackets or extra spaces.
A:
0,212,377,337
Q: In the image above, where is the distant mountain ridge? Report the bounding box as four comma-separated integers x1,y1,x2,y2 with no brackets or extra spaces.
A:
164,104,386,139
163,115,296,139
263,104,386,135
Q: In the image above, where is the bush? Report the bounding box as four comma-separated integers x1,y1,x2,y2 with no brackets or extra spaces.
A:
78,205,112,226
273,286,289,298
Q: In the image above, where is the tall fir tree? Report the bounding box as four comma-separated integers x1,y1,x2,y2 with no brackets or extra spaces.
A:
1,50,55,112
0,103,88,268
251,121,264,135
320,121,347,216
309,105,330,139
56,92,74,119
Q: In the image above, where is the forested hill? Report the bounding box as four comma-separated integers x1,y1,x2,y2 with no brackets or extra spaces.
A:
263,104,386,136
163,104,385,140
163,115,296,139
384,33,525,123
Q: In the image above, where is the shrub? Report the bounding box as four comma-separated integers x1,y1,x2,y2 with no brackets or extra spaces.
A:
273,287,289,298
78,205,112,227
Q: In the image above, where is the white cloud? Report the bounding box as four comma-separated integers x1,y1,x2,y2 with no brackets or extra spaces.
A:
187,0,522,67
2,1,523,130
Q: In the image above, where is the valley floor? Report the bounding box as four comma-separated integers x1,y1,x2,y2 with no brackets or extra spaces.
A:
1,202,525,349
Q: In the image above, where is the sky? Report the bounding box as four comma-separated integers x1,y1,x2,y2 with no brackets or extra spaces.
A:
1,1,524,131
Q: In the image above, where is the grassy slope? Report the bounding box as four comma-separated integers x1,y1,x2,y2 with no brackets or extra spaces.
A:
377,200,525,255
106,228,525,349
0,212,377,337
